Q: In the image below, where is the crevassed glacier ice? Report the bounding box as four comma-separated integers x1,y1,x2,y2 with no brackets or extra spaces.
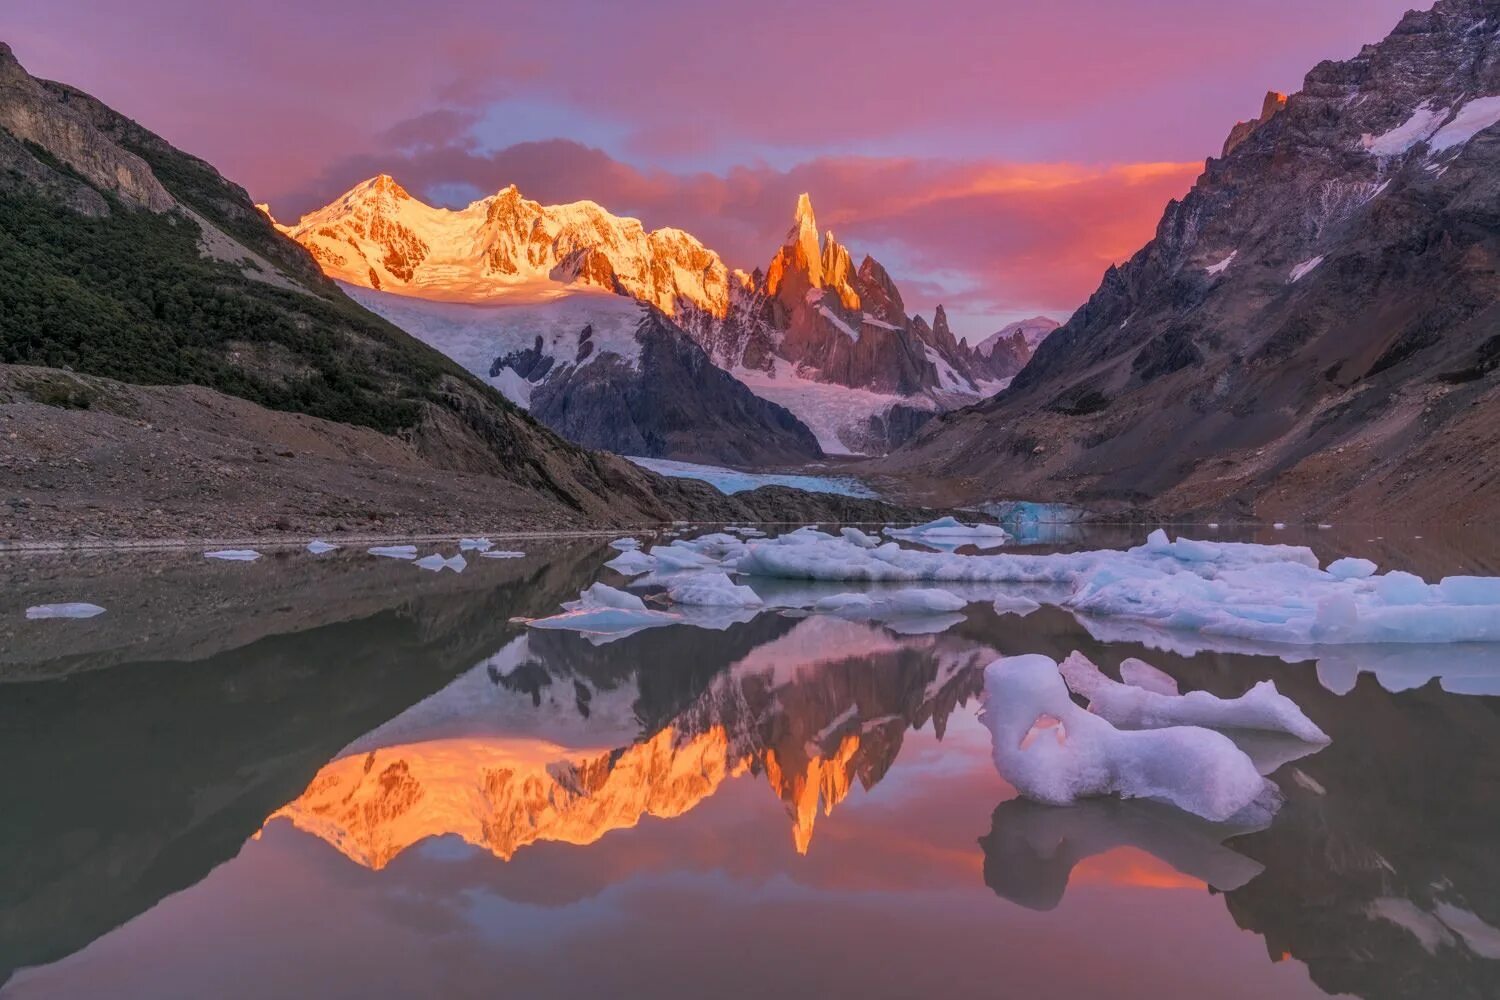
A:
25,602,106,620
1058,652,1330,743
980,655,1273,821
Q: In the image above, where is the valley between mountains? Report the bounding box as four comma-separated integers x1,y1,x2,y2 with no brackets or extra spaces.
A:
4,0,1500,540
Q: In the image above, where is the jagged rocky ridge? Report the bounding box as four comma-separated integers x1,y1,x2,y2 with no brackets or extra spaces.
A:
281,181,1055,457
880,0,1500,521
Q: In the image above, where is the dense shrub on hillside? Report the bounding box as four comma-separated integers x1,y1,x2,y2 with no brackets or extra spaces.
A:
0,190,476,434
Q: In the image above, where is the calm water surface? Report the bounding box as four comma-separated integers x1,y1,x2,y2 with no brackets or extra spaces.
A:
2,524,1498,999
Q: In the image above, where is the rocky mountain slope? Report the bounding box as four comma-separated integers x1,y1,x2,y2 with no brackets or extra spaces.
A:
0,42,916,539
282,182,1051,457
878,0,1500,521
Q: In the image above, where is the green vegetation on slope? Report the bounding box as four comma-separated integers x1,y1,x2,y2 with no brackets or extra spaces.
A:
0,188,474,434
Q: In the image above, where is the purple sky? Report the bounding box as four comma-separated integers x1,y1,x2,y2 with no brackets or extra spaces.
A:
5,0,1421,334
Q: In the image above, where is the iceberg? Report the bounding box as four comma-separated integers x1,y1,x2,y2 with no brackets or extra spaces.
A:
666,572,763,608
1118,657,1179,696
204,549,260,561
885,516,1010,542
1058,652,1330,743
529,583,683,640
25,602,106,620
604,549,657,576
732,529,1500,647
415,553,467,573
980,655,1272,821
306,539,339,554
647,543,722,571
368,545,418,560
813,588,967,622
991,594,1042,617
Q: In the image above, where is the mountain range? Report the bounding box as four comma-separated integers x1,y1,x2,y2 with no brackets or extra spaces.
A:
878,0,1500,520
274,181,1053,459
0,41,923,541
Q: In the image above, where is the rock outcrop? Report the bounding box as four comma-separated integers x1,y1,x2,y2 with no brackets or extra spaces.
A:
878,0,1500,521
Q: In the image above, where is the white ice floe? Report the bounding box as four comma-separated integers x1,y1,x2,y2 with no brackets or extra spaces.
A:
1058,651,1330,743
991,594,1042,617
666,571,763,607
841,527,883,548
608,537,640,551
1327,557,1377,580
205,549,260,561
731,528,1500,647
479,550,525,559
648,543,723,572
604,549,657,576
26,603,106,620
306,540,339,554
415,553,467,573
459,537,493,552
369,545,418,560
812,588,968,623
886,517,1010,544
528,583,684,640
980,655,1272,822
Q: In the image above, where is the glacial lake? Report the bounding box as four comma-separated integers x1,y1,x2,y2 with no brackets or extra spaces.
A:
3,523,1498,1000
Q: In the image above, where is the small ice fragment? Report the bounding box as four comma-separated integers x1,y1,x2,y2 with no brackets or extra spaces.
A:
480,550,525,559
459,537,493,552
841,527,883,548
1059,651,1329,743
1273,523,1287,530
991,594,1042,617
609,537,640,551
26,603,106,620
369,545,418,560
566,583,648,612
306,540,339,554
1119,657,1180,696
981,655,1270,821
1375,571,1431,605
667,571,763,607
1318,523,1333,529
1327,557,1377,580
205,549,260,561
415,553,466,573
605,549,657,576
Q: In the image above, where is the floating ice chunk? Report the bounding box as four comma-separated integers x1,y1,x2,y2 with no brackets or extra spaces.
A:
729,526,767,537
458,537,493,551
1119,657,1179,696
415,553,466,573
1376,571,1432,605
841,527,883,548
648,544,722,571
666,571,763,607
814,588,967,620
1059,651,1329,743
981,655,1271,821
479,550,525,559
1273,523,1287,530
205,549,260,561
26,603,106,620
369,545,418,560
991,594,1042,617
675,532,749,560
1439,576,1500,605
1327,557,1377,580
608,537,640,551
306,539,339,554
566,583,647,612
886,517,1009,543
604,549,657,576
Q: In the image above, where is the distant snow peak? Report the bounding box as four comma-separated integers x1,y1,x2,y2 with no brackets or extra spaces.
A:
282,176,730,318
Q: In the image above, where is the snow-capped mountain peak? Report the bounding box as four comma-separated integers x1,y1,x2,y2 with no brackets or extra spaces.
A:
276,176,731,316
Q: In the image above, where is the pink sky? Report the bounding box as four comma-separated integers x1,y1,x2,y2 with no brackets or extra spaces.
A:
5,0,1421,334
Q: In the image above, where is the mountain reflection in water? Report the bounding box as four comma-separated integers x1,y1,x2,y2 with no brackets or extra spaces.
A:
4,529,1500,999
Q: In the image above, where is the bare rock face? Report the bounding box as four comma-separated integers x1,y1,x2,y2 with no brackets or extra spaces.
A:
1222,90,1289,157
883,0,1500,520
0,43,174,213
